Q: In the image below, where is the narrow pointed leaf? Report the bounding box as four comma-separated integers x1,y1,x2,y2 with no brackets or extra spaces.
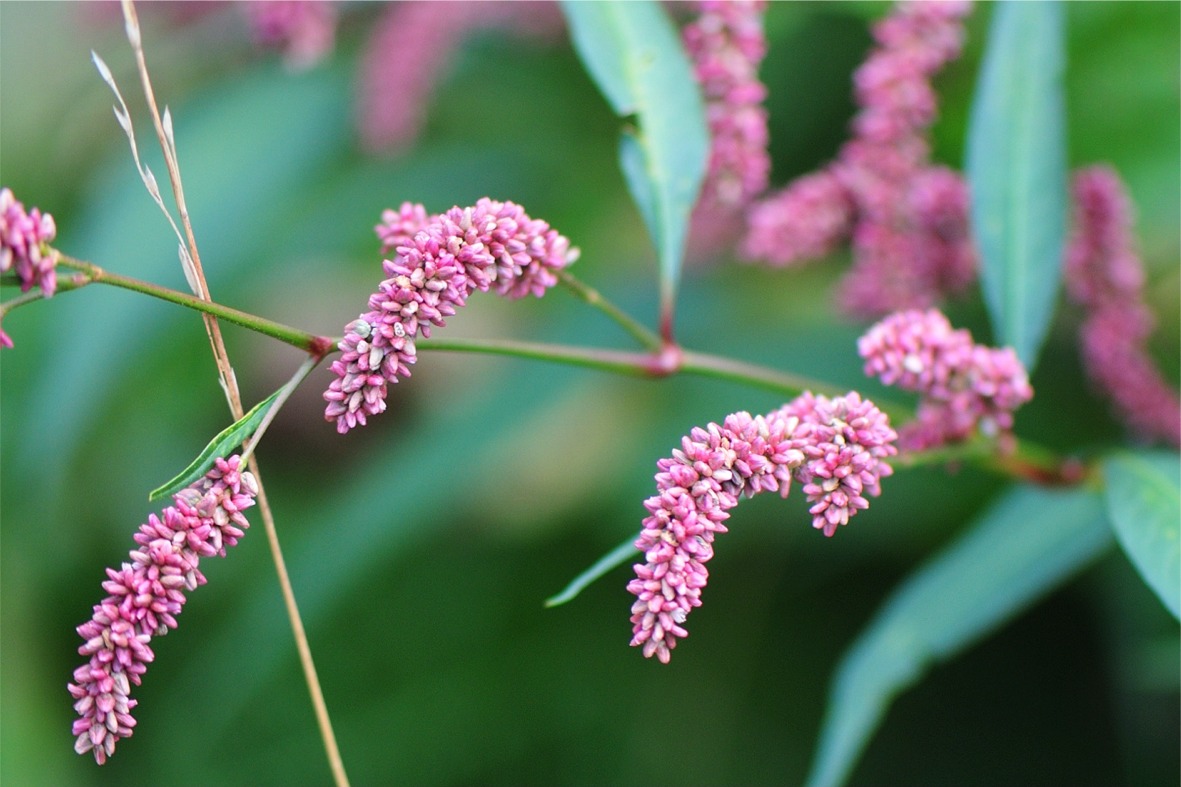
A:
545,533,639,607
561,0,708,314
148,389,282,501
966,1,1067,371
806,484,1112,787
1102,451,1181,620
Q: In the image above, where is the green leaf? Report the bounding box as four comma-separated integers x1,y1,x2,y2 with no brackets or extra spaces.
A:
965,1,1067,372
1102,451,1181,620
148,389,281,501
806,484,1112,787
545,533,639,607
561,0,709,315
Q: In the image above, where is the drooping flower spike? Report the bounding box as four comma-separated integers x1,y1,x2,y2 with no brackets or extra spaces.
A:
858,308,1033,451
629,392,897,663
69,456,258,764
324,198,579,434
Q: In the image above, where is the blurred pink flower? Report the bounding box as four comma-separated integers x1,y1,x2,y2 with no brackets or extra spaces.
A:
629,392,895,663
683,0,771,258
325,199,578,433
357,1,565,156
742,2,975,314
1064,167,1180,446
1,186,58,297
244,0,337,70
69,456,258,765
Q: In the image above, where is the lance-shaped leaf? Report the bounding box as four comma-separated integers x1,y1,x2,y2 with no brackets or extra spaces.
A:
545,533,639,607
1102,451,1181,620
966,1,1067,372
561,0,709,321
149,389,281,501
806,483,1112,787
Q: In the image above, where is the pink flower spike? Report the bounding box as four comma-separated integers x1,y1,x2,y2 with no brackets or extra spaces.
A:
629,393,895,661
1,186,59,297
69,456,257,764
1064,166,1180,447
325,199,578,433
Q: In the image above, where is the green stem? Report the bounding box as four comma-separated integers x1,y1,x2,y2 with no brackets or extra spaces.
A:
558,270,664,351
56,256,334,357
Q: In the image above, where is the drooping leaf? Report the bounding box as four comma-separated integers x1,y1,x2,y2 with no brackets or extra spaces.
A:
148,389,281,501
1102,451,1181,620
545,533,639,607
966,1,1067,372
806,484,1112,787
561,0,709,317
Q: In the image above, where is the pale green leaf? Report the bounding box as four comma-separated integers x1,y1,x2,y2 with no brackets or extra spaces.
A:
561,0,709,312
966,1,1067,371
1102,451,1181,620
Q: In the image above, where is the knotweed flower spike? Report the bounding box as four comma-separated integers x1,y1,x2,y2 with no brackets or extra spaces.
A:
629,392,897,663
1,186,58,298
1064,167,1181,447
742,1,975,315
357,1,564,155
69,456,258,764
324,198,578,433
858,309,1033,451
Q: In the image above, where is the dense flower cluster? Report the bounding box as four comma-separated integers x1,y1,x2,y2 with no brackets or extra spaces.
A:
742,1,975,315
629,392,896,663
858,309,1032,450
324,199,578,433
244,0,337,70
69,456,257,765
1,186,58,298
1064,167,1180,446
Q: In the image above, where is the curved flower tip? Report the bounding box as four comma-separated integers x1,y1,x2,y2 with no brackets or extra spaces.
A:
858,308,1033,450
1,186,58,297
325,198,578,434
629,393,896,662
68,455,257,764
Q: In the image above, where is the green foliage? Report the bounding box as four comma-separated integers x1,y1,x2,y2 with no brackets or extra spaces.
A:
1103,451,1181,620
807,484,1113,787
561,0,709,316
966,1,1067,370
149,389,280,501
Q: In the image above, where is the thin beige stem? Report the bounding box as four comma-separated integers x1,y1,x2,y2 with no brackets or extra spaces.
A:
118,4,349,784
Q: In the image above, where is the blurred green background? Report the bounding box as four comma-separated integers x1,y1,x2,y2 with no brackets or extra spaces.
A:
1,2,1177,785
